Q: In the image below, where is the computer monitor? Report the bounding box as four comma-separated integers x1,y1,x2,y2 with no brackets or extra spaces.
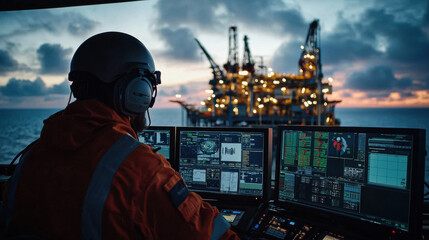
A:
138,126,175,163
275,126,426,238
175,127,272,203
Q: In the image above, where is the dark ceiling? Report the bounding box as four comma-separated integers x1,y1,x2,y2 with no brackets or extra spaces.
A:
0,0,142,11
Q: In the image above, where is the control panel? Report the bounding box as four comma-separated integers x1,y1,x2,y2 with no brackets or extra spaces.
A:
247,207,349,240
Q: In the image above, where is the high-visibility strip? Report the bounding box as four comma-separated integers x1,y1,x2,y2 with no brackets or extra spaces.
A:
4,145,34,228
81,134,140,240
210,214,231,240
168,179,189,208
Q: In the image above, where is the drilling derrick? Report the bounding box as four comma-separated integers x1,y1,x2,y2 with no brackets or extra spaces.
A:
242,35,255,74
223,25,239,126
224,25,239,74
242,35,256,116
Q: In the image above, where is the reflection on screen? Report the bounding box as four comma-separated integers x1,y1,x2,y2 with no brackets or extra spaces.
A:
278,129,413,232
178,131,265,197
139,130,171,160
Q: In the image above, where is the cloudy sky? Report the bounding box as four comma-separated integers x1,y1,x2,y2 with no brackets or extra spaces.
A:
0,0,428,108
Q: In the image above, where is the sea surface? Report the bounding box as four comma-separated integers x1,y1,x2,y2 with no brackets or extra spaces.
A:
1,107,428,185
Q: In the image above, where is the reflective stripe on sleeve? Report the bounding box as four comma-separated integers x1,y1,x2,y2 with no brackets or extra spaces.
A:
210,214,231,240
168,179,189,208
81,134,140,240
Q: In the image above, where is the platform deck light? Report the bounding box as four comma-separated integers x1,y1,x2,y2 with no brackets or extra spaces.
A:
239,70,249,76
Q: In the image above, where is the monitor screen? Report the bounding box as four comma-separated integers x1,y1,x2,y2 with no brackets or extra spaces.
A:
138,126,175,162
275,126,425,236
175,127,272,202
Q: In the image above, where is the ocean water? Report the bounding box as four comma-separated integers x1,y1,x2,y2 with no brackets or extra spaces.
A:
1,107,428,182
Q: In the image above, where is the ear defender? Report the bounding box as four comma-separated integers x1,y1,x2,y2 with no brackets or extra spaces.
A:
113,70,154,116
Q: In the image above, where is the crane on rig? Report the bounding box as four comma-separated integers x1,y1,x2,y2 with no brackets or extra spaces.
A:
194,38,225,117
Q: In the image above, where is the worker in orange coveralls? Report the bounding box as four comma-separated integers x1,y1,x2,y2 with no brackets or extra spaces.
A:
1,32,239,240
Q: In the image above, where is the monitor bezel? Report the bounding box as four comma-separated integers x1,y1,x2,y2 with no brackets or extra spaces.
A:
175,126,272,205
139,126,176,166
274,125,425,238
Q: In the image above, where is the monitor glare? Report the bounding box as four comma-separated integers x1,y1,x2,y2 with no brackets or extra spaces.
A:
176,127,272,202
276,126,425,237
138,126,175,161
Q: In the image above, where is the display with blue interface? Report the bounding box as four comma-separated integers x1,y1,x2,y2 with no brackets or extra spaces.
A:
178,130,265,197
277,127,423,233
138,128,172,160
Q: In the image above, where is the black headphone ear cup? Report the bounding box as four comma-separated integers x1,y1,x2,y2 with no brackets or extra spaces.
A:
113,72,153,116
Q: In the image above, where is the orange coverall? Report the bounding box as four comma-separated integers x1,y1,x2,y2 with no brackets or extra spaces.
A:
3,100,239,239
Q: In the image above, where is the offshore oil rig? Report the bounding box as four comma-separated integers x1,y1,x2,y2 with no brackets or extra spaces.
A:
171,20,341,127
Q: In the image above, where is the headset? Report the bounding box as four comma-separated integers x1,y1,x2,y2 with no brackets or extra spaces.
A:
113,68,161,116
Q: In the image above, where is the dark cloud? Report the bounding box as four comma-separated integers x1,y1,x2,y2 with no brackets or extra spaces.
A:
0,77,70,97
355,9,429,66
370,0,426,23
270,9,307,36
0,77,47,96
154,0,219,30
0,11,98,38
400,91,415,98
153,0,308,61
0,49,19,75
154,0,306,35
365,91,391,99
158,27,199,61
424,2,429,28
270,40,302,74
37,43,72,74
219,0,307,36
323,35,379,65
348,66,412,91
